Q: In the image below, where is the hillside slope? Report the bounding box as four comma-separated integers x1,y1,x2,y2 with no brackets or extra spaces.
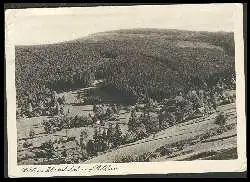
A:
84,103,237,163
15,29,235,104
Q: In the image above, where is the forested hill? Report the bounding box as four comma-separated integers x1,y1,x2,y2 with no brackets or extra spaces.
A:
15,29,235,104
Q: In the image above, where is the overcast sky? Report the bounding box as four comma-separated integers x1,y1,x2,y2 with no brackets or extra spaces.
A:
6,4,238,45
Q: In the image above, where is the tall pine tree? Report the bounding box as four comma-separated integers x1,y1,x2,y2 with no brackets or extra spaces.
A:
113,124,123,147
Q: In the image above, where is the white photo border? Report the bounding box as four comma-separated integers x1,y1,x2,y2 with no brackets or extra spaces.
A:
5,4,247,178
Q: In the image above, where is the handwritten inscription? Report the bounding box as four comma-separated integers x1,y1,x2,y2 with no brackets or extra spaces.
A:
21,165,118,173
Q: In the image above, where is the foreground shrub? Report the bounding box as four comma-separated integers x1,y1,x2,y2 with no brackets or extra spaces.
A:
23,140,33,148
122,131,137,144
114,155,135,163
214,112,227,126
69,115,94,128
39,140,56,159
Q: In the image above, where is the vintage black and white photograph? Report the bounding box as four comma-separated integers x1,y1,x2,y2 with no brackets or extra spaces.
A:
6,4,246,177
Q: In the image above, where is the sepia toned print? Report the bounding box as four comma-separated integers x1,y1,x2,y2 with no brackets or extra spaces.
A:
15,29,238,165
6,4,246,177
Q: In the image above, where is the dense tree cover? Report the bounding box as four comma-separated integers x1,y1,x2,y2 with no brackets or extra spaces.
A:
85,123,124,156
15,29,235,105
42,115,93,134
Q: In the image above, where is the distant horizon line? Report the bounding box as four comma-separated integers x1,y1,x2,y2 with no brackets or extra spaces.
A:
15,28,234,47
